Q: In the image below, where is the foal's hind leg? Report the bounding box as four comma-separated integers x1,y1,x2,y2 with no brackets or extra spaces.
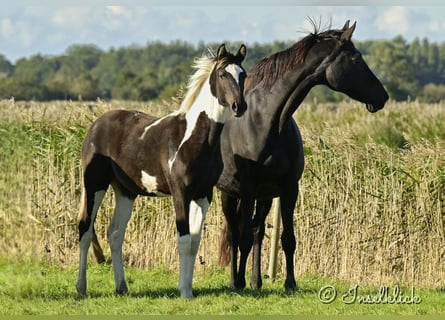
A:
76,188,106,297
108,184,135,295
251,199,273,290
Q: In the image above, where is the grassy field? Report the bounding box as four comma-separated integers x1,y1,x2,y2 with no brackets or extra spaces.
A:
0,99,444,315
0,257,443,315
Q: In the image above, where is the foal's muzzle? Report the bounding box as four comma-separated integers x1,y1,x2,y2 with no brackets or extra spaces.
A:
232,101,247,117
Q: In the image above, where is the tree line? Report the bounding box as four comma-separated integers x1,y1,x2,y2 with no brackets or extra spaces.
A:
1,36,445,103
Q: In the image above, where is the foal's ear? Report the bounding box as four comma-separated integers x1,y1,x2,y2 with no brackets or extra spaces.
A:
341,21,356,42
341,20,350,31
236,44,247,62
216,44,228,60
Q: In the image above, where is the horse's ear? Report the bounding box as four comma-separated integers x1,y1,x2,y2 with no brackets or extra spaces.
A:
236,44,247,62
341,21,356,42
341,20,350,31
216,44,227,59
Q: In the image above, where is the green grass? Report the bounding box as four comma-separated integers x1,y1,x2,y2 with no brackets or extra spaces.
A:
0,100,444,315
0,257,443,315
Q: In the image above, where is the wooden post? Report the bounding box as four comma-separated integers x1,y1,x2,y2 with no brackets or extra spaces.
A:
268,197,281,280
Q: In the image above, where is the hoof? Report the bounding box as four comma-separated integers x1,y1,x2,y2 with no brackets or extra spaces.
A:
234,277,246,290
250,278,263,290
76,280,87,298
284,279,298,291
179,288,194,299
115,281,129,295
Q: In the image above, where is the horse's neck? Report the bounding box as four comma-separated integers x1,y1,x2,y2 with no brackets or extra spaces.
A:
243,62,322,161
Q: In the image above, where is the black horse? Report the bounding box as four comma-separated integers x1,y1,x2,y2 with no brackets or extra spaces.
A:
217,21,389,291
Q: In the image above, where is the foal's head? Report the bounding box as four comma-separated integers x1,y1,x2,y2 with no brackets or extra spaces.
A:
210,44,248,117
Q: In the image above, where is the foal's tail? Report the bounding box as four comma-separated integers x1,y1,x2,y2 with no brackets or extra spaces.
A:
219,221,231,266
77,187,107,264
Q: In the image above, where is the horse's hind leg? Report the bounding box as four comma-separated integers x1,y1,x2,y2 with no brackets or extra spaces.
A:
108,183,135,295
76,187,106,297
280,184,298,291
251,199,272,290
237,196,255,289
220,192,240,289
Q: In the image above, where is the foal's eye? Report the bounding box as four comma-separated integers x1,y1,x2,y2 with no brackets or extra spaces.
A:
218,70,225,78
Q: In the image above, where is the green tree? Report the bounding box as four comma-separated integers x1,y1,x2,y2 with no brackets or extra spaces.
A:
366,36,419,101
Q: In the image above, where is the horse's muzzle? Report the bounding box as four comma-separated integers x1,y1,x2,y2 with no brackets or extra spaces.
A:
366,91,389,113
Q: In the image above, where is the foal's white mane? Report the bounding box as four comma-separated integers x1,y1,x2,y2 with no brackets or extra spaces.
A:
178,55,216,114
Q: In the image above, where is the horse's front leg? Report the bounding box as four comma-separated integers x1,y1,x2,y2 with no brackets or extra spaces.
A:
251,199,272,290
175,193,211,298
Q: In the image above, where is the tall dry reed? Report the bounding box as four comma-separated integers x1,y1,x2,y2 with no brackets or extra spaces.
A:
0,99,443,287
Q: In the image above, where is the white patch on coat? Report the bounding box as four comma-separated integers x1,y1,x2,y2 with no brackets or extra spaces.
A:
168,79,228,171
139,113,178,140
225,64,244,85
141,171,169,196
141,171,158,193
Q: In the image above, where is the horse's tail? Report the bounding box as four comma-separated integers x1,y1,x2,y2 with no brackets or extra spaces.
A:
77,187,107,264
77,187,87,225
219,221,231,266
92,233,106,264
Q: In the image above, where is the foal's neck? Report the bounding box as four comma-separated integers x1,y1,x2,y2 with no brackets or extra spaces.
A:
186,79,228,124
182,78,228,148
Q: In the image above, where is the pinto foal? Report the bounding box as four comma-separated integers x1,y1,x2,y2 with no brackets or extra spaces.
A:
76,44,247,298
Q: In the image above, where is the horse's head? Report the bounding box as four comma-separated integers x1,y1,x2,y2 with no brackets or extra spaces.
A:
315,21,389,112
210,44,248,117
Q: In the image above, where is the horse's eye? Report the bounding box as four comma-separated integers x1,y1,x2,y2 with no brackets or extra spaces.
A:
219,70,225,78
352,53,362,64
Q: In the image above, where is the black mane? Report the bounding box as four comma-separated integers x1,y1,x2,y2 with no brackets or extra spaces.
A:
245,27,343,91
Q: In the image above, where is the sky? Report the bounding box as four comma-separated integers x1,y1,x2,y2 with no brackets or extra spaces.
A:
1,2,445,62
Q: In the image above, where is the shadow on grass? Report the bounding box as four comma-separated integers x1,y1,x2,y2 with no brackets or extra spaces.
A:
83,285,317,300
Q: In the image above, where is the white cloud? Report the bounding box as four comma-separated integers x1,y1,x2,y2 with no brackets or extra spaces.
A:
51,7,91,29
1,6,445,62
376,6,411,36
0,18,14,39
0,17,37,48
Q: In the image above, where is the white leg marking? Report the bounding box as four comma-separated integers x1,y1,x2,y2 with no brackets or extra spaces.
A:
178,234,193,298
177,197,210,298
76,190,106,296
108,187,134,294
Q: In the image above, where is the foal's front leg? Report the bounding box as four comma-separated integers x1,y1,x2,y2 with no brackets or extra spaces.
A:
175,194,210,298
